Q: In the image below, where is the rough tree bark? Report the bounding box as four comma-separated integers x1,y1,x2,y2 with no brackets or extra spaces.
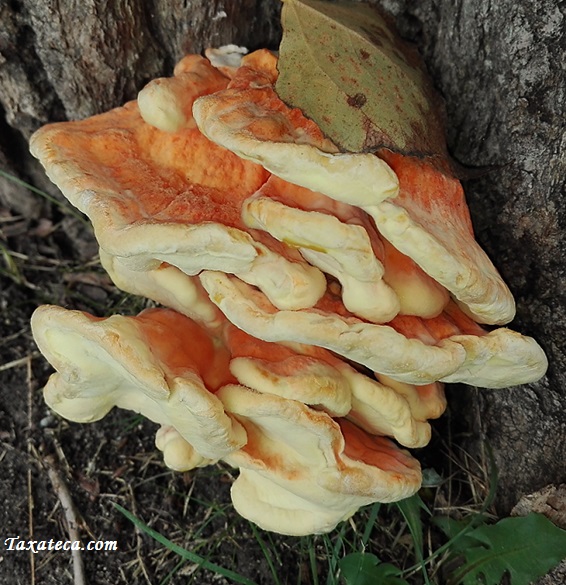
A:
384,0,566,515
1,0,564,524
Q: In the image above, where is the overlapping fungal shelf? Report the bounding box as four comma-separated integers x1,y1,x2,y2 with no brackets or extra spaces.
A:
29,47,547,535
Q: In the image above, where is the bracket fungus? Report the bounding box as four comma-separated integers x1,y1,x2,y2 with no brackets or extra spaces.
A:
31,305,246,461
29,1,547,536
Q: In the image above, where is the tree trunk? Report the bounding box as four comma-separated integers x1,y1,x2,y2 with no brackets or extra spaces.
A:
384,0,566,515
1,0,564,519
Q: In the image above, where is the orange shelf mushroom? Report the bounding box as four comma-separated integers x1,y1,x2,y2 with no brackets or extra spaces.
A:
193,50,515,325
30,55,326,315
220,387,421,536
31,305,246,462
29,35,547,535
32,303,429,534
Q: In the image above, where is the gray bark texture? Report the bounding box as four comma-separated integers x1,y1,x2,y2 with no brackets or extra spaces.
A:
1,0,564,520
383,0,566,515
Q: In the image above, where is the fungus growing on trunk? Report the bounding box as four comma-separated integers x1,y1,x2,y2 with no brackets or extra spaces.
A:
193,49,516,325
28,0,547,535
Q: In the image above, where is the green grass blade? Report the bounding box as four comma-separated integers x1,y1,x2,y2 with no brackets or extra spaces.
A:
395,494,431,584
326,522,349,585
159,557,186,585
249,522,282,585
481,443,499,512
0,169,87,223
112,503,259,585
403,442,500,577
0,241,23,284
308,538,321,585
360,503,381,548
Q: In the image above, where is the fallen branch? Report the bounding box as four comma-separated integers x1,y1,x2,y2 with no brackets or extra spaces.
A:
43,455,86,585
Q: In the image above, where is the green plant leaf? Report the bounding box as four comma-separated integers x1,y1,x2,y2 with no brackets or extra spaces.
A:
339,553,409,585
360,502,381,547
276,0,447,156
449,513,566,585
433,515,486,554
421,467,444,488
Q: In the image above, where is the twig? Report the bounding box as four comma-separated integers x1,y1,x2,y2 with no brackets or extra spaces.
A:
26,357,36,585
0,352,41,372
43,455,87,585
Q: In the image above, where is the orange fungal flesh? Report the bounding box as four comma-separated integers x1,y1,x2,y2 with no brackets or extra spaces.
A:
133,308,236,391
379,150,474,239
339,420,420,475
228,51,336,151
389,301,486,344
219,55,457,320
381,237,450,317
47,103,268,229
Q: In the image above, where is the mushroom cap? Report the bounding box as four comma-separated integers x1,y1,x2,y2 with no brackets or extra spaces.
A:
225,323,440,448
31,302,434,535
199,270,547,388
99,248,224,329
192,50,515,325
193,52,400,208
243,177,401,323
155,425,215,471
364,151,515,325
218,384,421,535
229,355,434,448
31,305,246,460
229,354,352,418
29,56,326,314
344,368,439,448
243,174,455,322
137,55,228,132
33,299,440,457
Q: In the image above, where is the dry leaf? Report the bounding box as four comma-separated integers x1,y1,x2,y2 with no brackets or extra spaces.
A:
276,0,447,157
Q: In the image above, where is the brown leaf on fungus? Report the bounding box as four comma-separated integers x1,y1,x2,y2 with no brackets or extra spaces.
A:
276,0,448,158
